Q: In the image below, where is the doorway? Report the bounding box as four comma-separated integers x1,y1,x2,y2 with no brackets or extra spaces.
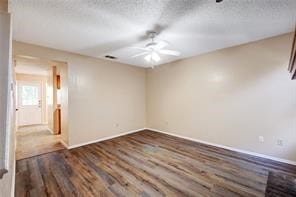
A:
17,80,42,126
14,56,68,160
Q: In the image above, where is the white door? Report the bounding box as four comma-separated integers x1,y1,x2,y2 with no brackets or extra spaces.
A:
17,81,42,126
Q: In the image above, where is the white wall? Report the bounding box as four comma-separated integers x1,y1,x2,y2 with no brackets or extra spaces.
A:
47,67,54,131
0,10,15,197
59,62,69,144
13,41,146,146
147,33,296,162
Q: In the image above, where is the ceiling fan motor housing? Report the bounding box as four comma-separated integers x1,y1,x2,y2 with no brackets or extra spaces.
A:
146,42,157,49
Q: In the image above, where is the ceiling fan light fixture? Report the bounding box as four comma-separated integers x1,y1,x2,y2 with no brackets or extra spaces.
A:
151,52,160,62
131,31,180,66
144,54,152,62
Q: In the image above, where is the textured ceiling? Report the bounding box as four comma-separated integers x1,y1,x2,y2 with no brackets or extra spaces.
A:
11,0,296,67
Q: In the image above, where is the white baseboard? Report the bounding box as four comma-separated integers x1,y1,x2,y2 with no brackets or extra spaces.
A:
146,128,296,166
60,139,68,149
47,128,54,134
59,127,296,166
67,128,145,149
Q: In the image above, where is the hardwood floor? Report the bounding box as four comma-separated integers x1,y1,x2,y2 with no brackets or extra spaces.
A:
15,130,296,196
16,125,65,160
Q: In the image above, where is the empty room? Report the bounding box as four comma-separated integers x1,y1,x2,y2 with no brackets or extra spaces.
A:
0,0,296,196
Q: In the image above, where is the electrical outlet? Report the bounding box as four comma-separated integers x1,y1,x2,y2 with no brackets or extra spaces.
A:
277,139,283,146
258,136,264,143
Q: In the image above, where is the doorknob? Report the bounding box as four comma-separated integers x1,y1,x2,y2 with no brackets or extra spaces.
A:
16,108,19,111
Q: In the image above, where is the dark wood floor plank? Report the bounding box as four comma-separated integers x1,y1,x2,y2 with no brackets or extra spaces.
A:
120,136,266,196
127,133,266,195
36,154,64,197
89,142,186,196
83,151,161,196
61,149,114,196
97,141,211,196
15,130,296,197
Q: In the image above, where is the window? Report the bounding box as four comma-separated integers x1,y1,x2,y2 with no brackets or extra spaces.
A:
21,85,38,106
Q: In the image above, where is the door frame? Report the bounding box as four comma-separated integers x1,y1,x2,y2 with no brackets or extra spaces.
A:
17,80,43,126
15,74,48,127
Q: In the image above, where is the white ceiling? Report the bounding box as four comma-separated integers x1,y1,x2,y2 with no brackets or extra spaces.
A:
11,0,296,67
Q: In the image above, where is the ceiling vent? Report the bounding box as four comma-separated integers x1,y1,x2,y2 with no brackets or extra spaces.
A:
105,55,117,60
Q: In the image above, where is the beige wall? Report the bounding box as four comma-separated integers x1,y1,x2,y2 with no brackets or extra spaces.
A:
147,33,296,162
16,73,48,125
13,41,146,146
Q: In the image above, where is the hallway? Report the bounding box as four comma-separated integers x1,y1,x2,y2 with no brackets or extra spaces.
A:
16,125,65,160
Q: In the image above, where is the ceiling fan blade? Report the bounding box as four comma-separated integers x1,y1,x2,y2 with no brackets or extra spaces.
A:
159,49,180,56
132,51,149,58
130,46,149,51
154,41,168,50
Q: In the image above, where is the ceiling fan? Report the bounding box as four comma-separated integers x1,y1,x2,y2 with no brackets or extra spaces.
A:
131,32,180,64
